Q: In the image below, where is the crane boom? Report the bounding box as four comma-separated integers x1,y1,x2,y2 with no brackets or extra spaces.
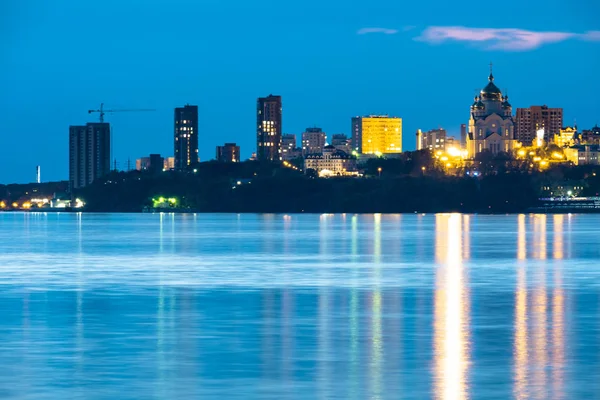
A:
88,103,156,122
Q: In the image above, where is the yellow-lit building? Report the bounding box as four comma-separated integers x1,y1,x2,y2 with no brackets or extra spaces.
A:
351,115,402,155
554,126,576,148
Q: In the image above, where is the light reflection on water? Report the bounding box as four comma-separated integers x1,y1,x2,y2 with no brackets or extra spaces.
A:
1,212,600,398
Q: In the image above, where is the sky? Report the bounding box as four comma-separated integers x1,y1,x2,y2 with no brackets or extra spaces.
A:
1,0,599,183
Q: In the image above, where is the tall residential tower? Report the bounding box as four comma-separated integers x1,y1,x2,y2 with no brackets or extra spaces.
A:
69,122,111,190
174,105,199,169
256,95,282,161
516,105,563,146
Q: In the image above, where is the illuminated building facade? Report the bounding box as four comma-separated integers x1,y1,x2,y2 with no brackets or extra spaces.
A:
351,115,402,155
69,122,111,190
304,145,358,177
466,69,516,158
564,145,600,165
281,134,301,161
257,94,282,161
554,127,577,148
174,104,199,169
163,157,175,170
516,105,563,145
216,143,240,162
417,128,447,151
302,127,327,156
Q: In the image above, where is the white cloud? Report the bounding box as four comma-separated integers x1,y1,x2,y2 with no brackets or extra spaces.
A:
416,26,575,51
357,28,398,35
581,30,600,41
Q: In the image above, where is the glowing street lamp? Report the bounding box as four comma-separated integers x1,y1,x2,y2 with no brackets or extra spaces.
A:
377,167,382,178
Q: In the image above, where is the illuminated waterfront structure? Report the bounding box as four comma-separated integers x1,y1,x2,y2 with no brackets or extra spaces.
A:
69,122,111,190
304,145,358,177
351,115,402,155
302,127,327,156
516,105,563,145
174,104,199,169
417,128,447,151
216,143,240,162
257,94,282,161
466,68,516,158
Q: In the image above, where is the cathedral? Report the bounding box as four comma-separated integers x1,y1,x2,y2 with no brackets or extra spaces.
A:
466,68,517,158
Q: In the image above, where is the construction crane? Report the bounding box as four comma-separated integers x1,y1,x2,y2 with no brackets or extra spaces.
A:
88,103,155,123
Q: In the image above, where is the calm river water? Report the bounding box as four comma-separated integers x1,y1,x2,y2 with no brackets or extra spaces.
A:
0,212,599,399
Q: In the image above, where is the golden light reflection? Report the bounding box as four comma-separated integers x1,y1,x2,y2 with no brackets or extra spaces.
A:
532,214,548,398
462,215,470,260
370,213,383,399
517,214,526,261
552,214,565,398
513,222,528,399
434,214,470,400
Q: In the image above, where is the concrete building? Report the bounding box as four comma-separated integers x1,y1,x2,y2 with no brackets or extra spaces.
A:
281,134,301,160
466,68,516,158
302,127,327,156
163,157,175,170
554,126,577,148
564,145,600,165
136,154,164,173
416,128,447,151
216,143,240,162
331,134,352,154
257,95,282,161
351,115,402,155
174,105,199,169
516,105,563,146
69,122,111,190
304,146,358,177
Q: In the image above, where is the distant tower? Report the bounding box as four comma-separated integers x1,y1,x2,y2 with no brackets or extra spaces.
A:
36,166,41,184
69,122,111,190
174,104,199,169
256,95,282,161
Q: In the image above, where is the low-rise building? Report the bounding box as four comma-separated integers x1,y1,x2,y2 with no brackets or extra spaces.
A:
564,145,600,165
304,145,358,177
417,128,447,151
163,157,175,170
136,154,165,173
578,125,600,145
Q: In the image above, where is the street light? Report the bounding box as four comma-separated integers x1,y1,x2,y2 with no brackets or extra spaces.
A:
377,167,382,178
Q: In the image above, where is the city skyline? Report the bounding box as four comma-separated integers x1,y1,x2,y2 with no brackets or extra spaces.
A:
2,0,599,183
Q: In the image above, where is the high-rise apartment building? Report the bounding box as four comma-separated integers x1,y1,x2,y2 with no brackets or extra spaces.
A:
516,105,563,146
69,122,111,190
416,128,447,151
256,95,282,161
216,143,240,162
351,116,402,155
302,127,327,156
174,105,199,169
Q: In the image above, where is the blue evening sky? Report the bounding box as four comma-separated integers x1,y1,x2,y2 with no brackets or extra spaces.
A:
2,0,599,183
